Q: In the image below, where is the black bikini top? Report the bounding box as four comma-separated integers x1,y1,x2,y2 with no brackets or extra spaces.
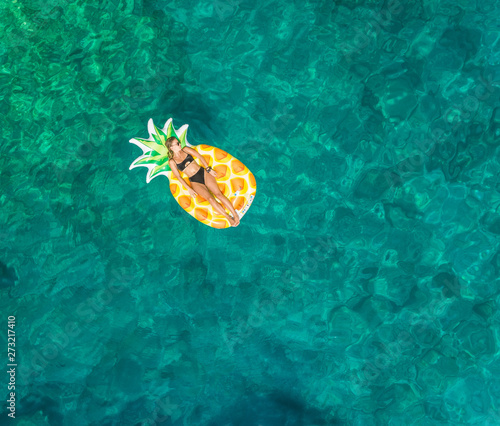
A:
174,151,194,171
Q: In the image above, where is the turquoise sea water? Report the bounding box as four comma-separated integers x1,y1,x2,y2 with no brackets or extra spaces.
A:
2,0,500,424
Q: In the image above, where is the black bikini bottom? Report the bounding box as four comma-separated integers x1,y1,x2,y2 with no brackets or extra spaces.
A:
188,167,205,184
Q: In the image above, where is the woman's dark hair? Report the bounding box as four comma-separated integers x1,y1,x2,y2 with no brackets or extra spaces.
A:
165,136,179,160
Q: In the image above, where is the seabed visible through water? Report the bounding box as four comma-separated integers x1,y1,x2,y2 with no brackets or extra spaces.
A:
1,0,500,424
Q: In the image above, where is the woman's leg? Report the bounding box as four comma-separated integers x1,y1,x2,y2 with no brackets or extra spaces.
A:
204,172,240,225
190,181,237,226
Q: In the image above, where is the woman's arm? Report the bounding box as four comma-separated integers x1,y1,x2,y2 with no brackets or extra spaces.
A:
169,159,193,192
184,147,209,168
